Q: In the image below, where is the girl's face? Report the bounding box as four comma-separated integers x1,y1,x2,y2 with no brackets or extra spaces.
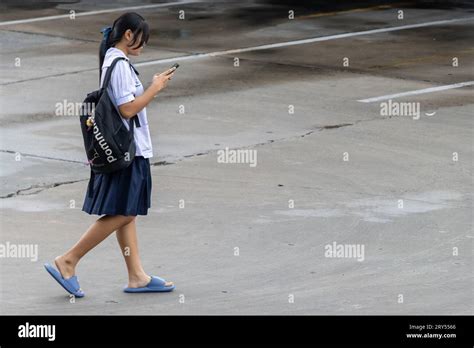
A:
123,29,145,56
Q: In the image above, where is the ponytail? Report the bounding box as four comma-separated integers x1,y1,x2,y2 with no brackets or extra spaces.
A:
98,26,113,81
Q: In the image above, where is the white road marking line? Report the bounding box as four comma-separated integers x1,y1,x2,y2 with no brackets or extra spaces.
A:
3,16,473,84
135,16,474,67
0,0,198,26
135,53,209,67
357,81,474,103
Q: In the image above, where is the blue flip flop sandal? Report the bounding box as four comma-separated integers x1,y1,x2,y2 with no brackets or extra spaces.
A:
44,263,85,298
124,275,175,293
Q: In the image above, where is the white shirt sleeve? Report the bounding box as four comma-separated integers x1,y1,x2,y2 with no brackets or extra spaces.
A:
109,60,137,106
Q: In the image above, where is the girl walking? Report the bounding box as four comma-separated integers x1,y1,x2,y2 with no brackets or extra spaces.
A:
45,12,176,297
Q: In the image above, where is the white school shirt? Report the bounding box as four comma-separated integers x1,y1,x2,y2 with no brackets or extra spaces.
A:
100,47,153,159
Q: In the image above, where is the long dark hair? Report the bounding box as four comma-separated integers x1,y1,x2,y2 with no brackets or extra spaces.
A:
98,12,149,79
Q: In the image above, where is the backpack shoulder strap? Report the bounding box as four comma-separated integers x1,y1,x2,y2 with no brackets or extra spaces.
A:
102,57,142,128
129,63,141,127
133,115,141,128
130,63,140,76
101,57,128,89
87,168,95,198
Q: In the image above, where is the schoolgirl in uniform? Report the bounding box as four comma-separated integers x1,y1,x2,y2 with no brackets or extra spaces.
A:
44,12,176,297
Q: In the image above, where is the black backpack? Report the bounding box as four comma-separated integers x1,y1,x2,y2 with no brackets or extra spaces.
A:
80,57,141,197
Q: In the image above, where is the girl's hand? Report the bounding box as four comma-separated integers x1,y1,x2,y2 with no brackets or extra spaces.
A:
120,68,176,117
151,68,175,94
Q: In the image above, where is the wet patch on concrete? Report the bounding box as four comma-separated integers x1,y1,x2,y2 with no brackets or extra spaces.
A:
271,190,465,223
0,195,66,211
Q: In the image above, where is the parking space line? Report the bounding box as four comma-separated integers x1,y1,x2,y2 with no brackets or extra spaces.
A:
135,16,474,67
296,3,408,19
357,81,474,103
2,16,473,85
0,0,198,26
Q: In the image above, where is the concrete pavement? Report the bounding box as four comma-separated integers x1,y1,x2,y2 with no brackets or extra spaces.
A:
0,0,472,314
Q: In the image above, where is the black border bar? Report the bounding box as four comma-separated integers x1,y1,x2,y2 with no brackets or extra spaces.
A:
0,315,472,346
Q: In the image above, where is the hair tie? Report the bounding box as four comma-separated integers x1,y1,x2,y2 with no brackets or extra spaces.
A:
100,26,112,41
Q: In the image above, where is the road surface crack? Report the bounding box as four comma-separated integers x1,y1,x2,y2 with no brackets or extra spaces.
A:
1,179,88,199
1,121,358,198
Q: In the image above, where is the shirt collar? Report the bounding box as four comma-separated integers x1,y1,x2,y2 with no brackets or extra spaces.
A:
103,47,139,75
108,47,130,61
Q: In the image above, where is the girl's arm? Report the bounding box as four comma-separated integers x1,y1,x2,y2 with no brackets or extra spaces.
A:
119,69,175,118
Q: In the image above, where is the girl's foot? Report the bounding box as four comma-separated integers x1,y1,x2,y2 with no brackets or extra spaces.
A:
128,274,173,288
54,255,76,279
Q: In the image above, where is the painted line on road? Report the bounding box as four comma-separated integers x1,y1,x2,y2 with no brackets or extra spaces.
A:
296,2,409,19
135,16,474,67
357,81,474,103
2,16,473,85
0,0,198,26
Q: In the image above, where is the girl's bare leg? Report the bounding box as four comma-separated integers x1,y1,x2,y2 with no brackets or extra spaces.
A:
116,217,173,288
54,214,135,278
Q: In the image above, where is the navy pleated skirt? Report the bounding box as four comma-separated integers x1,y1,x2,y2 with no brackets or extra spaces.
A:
82,156,152,216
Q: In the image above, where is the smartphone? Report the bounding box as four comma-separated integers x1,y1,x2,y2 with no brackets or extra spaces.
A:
166,63,179,75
